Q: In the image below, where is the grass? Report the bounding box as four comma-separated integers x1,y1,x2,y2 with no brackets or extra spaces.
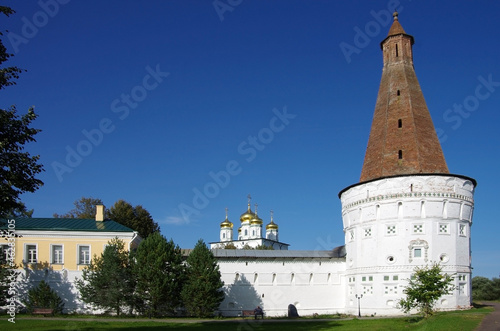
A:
1,305,494,331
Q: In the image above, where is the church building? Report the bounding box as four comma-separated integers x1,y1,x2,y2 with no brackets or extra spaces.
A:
213,12,476,317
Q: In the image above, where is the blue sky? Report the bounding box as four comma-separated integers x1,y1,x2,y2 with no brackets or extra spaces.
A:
2,1,499,279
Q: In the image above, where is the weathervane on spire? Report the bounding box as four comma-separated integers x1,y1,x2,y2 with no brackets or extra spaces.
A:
393,10,399,21
270,210,274,222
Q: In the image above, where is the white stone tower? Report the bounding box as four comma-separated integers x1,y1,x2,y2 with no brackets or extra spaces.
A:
265,210,279,241
249,204,263,239
219,208,233,242
339,12,476,315
238,194,255,240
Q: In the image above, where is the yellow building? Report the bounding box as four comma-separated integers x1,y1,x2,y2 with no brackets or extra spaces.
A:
0,205,141,313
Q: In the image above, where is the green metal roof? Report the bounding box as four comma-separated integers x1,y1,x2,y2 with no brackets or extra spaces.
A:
0,218,134,232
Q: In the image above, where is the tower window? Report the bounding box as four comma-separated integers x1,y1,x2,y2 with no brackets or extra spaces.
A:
398,150,403,159
398,119,402,128
397,90,400,96
395,44,399,57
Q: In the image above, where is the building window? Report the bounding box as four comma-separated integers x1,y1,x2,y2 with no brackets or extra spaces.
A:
459,224,467,237
78,245,90,265
0,244,9,264
398,118,402,127
386,225,396,235
26,244,37,264
361,275,373,282
408,239,429,263
395,43,399,57
349,230,354,241
413,224,423,233
51,245,63,264
398,150,403,159
439,223,450,234
364,228,372,237
397,90,401,96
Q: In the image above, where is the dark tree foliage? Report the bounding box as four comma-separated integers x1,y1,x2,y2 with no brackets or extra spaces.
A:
107,200,160,239
24,280,64,314
53,197,103,218
181,239,224,317
472,276,500,301
0,107,43,218
0,6,24,89
75,238,135,316
133,232,184,317
0,6,43,218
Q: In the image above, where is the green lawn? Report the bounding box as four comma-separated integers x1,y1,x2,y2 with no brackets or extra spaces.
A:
1,306,493,331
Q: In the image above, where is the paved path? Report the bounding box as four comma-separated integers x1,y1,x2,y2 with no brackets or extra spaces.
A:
476,301,500,331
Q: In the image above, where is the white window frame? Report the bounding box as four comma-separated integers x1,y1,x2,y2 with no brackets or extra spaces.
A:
438,223,450,235
364,227,372,238
408,239,429,263
386,224,397,236
25,243,38,264
458,224,467,237
413,223,424,234
51,244,64,264
78,245,91,265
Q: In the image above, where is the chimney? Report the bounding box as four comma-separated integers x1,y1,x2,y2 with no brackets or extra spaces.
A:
95,205,105,222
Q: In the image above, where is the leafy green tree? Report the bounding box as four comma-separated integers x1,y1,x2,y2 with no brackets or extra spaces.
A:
53,197,103,218
107,200,159,238
472,276,500,300
181,239,224,317
398,263,455,318
133,232,184,317
1,6,24,89
0,7,43,218
75,238,135,315
23,280,64,314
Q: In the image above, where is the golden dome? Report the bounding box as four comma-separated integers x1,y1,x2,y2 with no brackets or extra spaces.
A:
266,220,278,230
249,203,263,225
220,208,233,228
266,210,278,230
250,215,263,225
220,217,233,229
240,204,255,223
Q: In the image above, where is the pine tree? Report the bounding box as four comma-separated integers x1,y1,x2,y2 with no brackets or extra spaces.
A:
133,232,184,317
24,280,64,314
75,238,135,315
181,239,224,317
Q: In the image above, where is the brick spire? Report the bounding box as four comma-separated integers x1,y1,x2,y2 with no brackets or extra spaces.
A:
359,12,449,183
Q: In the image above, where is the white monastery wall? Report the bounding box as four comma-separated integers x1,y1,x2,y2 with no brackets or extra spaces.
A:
217,256,346,317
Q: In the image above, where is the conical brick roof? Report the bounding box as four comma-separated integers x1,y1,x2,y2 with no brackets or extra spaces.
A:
359,12,449,183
